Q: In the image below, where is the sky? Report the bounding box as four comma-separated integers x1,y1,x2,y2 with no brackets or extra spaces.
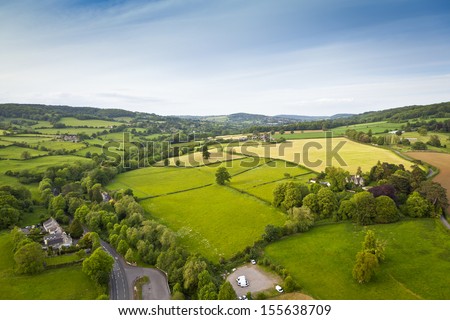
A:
1,0,450,116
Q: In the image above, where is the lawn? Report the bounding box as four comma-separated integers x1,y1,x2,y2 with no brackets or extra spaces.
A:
58,117,124,128
0,146,48,159
20,206,49,227
265,219,450,299
141,185,287,262
45,253,81,266
0,232,99,299
232,137,414,173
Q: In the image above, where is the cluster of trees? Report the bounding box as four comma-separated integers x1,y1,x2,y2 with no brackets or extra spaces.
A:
269,162,447,231
0,186,33,230
10,227,46,274
353,230,385,284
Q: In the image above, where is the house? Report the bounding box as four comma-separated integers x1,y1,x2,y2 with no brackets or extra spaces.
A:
346,175,365,187
42,218,73,249
43,232,72,250
101,191,111,202
43,218,62,234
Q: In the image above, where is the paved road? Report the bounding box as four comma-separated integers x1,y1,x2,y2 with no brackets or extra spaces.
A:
101,240,130,300
100,240,170,300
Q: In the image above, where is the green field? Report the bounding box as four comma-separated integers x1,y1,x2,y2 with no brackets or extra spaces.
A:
0,155,91,174
107,158,268,198
239,172,316,203
36,140,87,151
36,128,107,135
74,145,104,157
0,135,54,145
45,253,81,266
379,131,450,154
265,220,450,299
141,185,286,262
273,131,331,140
58,117,124,128
0,146,48,159
331,121,406,135
0,232,99,299
20,206,49,227
0,140,13,147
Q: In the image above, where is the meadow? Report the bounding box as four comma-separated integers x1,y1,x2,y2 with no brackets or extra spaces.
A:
272,131,331,140
331,121,406,135
36,140,87,151
0,146,48,159
141,185,286,262
265,219,450,299
232,137,414,173
58,117,124,128
36,128,107,135
107,157,267,198
161,149,245,167
0,155,91,174
384,131,450,153
0,232,99,299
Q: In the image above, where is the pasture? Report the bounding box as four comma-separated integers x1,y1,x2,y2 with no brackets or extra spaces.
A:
161,149,245,167
36,128,106,135
0,135,54,145
238,172,316,203
58,117,124,128
331,121,406,135
37,140,87,151
0,232,99,299
265,220,450,299
272,131,330,140
107,158,266,198
231,137,414,173
141,185,286,262
0,155,91,174
388,131,450,153
0,146,48,159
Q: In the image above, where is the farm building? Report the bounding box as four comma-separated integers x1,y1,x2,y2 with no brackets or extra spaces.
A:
42,218,72,249
346,175,365,187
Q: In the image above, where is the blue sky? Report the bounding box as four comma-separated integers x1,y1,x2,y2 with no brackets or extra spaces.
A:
1,0,450,116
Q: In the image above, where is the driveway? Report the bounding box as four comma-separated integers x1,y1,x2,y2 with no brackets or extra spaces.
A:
227,264,282,297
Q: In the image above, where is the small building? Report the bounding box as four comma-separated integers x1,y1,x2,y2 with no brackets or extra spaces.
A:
43,218,62,235
43,232,72,250
346,175,365,187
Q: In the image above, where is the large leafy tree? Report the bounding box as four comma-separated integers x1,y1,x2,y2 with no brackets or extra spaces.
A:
14,242,46,275
317,188,337,219
405,191,434,218
215,167,231,185
82,248,114,286
374,196,399,224
351,191,376,225
218,281,236,300
352,251,379,284
325,167,349,192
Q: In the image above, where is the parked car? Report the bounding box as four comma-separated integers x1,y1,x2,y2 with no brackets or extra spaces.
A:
275,285,284,293
250,259,256,265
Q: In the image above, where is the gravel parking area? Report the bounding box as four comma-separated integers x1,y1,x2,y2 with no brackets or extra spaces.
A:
227,264,282,298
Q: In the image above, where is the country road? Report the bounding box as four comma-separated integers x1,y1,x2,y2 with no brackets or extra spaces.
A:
100,240,170,300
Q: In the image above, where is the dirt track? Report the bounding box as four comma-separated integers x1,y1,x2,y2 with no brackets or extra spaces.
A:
407,152,450,208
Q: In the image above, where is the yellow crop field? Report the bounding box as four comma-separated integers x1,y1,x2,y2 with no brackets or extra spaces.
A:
231,137,414,173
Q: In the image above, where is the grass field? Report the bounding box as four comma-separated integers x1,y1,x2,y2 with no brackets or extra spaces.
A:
273,131,331,140
0,146,48,159
238,172,316,203
0,140,13,147
265,220,450,299
382,131,450,153
232,138,414,173
36,140,87,151
107,158,268,198
20,206,49,227
36,128,106,135
58,117,124,128
0,135,54,145
161,149,245,167
0,155,91,174
141,185,286,262
74,145,104,157
331,121,406,135
0,232,99,299
45,253,81,266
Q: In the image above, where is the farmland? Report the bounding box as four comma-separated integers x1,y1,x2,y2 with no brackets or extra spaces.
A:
0,232,99,299
141,185,286,262
265,219,450,299
58,117,124,128
0,146,48,159
161,149,244,167
408,152,450,206
0,155,91,174
331,121,407,135
231,137,413,173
